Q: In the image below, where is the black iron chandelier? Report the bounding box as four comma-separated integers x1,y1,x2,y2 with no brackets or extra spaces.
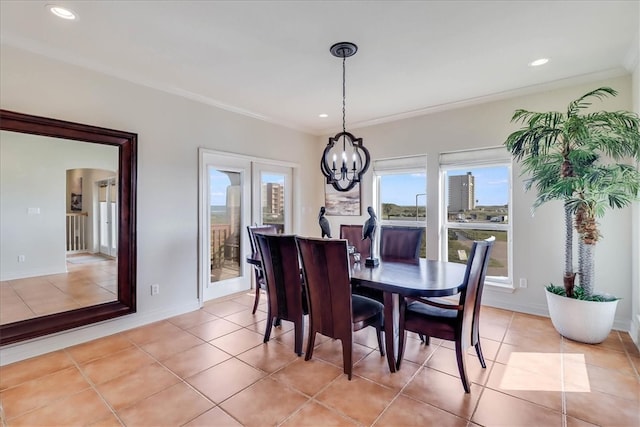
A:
321,42,370,192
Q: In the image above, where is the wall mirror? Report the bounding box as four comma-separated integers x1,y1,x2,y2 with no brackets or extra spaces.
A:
0,109,137,345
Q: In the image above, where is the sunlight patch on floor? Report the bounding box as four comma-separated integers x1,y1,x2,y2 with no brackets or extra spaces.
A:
499,352,590,392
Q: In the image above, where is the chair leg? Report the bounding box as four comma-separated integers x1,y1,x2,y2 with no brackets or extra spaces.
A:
342,338,353,380
475,342,486,368
397,304,406,370
455,340,471,393
304,329,316,361
396,328,407,371
418,334,430,345
251,284,261,314
263,304,273,343
376,326,385,357
294,316,303,356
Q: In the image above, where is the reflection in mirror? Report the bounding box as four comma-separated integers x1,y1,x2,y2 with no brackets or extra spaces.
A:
1,132,119,324
0,110,136,345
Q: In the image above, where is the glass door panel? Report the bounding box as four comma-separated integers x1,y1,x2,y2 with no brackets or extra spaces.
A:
209,168,242,283
98,178,117,257
252,163,292,234
199,150,251,302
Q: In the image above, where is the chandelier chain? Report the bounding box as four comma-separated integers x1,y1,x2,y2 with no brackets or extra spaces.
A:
342,55,346,135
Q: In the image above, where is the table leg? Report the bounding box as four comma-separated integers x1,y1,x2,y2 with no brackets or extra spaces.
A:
382,291,400,373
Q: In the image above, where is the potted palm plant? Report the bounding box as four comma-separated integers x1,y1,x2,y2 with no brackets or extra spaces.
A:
505,87,640,343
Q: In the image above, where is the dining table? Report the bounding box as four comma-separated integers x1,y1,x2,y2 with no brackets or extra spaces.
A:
350,259,468,373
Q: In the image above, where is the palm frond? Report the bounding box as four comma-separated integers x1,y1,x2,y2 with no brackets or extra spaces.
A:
567,87,617,116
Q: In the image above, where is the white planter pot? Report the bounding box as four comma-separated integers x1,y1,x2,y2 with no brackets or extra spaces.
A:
545,288,618,344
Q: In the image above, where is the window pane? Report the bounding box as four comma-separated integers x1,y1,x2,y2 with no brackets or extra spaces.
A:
378,172,427,257
209,168,242,283
445,166,509,224
261,173,285,233
379,173,426,221
447,228,508,278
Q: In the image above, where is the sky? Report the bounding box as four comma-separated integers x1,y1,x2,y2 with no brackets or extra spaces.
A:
380,166,509,206
210,170,284,206
211,167,509,207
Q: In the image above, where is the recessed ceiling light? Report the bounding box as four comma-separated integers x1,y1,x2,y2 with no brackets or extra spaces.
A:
529,58,549,67
318,113,328,118
47,5,78,20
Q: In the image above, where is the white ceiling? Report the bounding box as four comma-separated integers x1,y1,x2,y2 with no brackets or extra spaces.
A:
1,1,638,135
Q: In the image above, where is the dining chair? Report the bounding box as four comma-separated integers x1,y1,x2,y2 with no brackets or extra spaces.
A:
339,224,370,259
295,236,385,380
379,225,423,263
247,225,277,314
254,233,308,356
397,236,495,392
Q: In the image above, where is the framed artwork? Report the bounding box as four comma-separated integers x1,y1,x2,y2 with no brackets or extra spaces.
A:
70,176,83,211
324,183,361,216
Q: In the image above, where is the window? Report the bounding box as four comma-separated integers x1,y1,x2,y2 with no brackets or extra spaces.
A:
440,147,512,287
374,155,427,257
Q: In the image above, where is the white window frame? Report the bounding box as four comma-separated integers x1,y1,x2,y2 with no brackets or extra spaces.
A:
439,147,513,290
373,155,428,228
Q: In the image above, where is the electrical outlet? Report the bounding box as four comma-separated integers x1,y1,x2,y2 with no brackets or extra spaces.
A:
519,278,527,288
17,255,26,263
151,284,160,295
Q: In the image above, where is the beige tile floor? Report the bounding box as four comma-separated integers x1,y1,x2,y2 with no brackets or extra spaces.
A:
0,255,117,325
1,291,638,427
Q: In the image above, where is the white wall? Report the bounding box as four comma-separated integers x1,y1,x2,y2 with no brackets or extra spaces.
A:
0,45,321,364
1,42,637,363
631,30,640,347
327,76,636,331
0,132,117,280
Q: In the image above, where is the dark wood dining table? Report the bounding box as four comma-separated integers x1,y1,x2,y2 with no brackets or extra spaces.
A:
350,259,468,372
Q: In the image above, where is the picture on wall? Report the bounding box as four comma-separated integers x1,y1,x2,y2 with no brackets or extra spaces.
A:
324,183,361,216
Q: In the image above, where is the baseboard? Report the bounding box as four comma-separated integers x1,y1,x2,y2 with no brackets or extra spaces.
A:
0,267,68,281
631,315,640,351
0,300,200,366
482,292,631,332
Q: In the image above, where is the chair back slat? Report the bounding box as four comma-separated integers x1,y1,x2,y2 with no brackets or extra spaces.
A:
247,225,277,254
255,233,304,321
458,237,494,347
379,226,423,263
339,224,370,257
295,237,352,341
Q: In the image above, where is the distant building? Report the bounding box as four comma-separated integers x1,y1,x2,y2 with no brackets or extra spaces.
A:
449,172,475,212
263,183,284,215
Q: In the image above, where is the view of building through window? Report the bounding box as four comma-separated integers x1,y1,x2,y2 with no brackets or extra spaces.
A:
443,166,510,280
260,173,285,233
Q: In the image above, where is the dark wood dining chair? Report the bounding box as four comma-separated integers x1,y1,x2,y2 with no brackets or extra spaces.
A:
339,224,370,258
379,225,423,263
397,236,495,392
295,236,385,380
254,233,308,356
247,225,277,314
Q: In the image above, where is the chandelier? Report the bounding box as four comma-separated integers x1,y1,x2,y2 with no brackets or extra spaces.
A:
321,42,370,192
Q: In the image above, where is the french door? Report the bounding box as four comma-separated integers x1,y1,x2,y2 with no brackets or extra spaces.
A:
199,150,295,303
98,178,117,257
199,151,251,301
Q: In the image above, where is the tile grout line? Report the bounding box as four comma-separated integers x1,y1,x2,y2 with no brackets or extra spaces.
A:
63,346,127,426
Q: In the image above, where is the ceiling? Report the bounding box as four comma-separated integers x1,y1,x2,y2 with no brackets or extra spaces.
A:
1,1,638,135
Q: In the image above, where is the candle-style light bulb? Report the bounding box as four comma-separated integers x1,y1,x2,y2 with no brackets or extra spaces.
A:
332,153,337,171
341,152,347,169
352,153,357,170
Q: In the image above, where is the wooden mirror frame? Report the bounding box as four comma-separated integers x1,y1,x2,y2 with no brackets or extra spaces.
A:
0,109,137,345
